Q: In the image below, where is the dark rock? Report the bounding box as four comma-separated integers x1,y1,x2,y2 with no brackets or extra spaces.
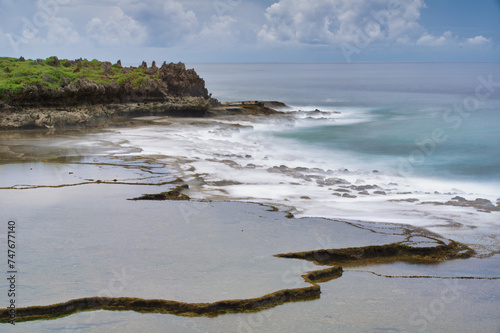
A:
302,266,343,283
350,184,379,191
102,62,115,76
19,56,25,62
60,77,71,87
129,184,190,201
317,178,350,186
422,196,499,213
209,101,283,116
388,198,419,203
116,60,122,68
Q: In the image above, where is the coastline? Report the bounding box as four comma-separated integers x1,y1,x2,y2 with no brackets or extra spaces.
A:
1,60,499,331
0,100,287,129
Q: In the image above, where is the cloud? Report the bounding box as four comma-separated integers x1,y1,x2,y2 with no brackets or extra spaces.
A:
197,15,238,43
416,32,492,49
256,0,495,52
86,7,147,46
416,30,454,46
44,17,81,45
117,0,198,46
161,0,198,35
258,0,426,45
465,35,491,46
1,3,82,52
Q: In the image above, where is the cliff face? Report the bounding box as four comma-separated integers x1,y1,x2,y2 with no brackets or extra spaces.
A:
4,61,210,107
0,58,218,129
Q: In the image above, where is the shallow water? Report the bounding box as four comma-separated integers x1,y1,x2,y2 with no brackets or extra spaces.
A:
0,128,499,332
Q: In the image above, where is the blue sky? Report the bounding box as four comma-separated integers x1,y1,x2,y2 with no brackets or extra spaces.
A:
0,0,499,63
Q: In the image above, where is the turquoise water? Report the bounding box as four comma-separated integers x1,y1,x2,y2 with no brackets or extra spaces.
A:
192,62,500,182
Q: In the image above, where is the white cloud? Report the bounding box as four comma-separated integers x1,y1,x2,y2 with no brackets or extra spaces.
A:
44,17,81,45
198,15,238,42
258,0,426,45
257,0,495,54
162,0,198,34
465,35,491,46
1,10,81,51
416,30,454,46
113,0,198,46
86,7,147,46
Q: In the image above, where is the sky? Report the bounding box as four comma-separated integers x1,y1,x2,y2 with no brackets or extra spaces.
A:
0,0,499,63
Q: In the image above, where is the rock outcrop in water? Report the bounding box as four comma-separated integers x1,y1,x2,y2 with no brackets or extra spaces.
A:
0,57,218,129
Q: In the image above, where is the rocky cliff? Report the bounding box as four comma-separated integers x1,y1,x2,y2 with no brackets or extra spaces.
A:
0,57,218,129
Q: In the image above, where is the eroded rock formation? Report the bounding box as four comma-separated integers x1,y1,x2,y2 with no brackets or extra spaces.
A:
0,59,218,129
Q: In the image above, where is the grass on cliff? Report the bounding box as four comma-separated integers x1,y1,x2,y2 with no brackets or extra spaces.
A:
0,56,161,99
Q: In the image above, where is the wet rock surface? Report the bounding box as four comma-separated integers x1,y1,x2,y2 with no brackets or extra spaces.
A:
0,286,321,322
421,196,500,213
276,240,475,266
129,184,190,201
208,101,286,116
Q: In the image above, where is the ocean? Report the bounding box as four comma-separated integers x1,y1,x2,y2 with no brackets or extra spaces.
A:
116,62,499,255
193,62,500,181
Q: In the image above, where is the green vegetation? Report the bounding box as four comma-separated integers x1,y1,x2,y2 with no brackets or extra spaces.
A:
0,56,162,99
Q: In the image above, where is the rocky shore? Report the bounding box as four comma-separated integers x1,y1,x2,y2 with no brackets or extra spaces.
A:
0,57,220,129
0,57,291,129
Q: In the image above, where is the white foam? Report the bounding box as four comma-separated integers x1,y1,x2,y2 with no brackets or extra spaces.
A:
111,116,500,256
